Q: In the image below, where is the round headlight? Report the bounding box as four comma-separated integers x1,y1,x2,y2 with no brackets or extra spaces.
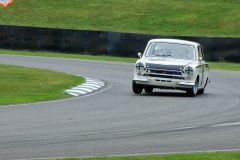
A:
136,62,145,72
184,66,193,76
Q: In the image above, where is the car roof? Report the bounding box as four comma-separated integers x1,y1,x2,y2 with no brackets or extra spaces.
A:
148,39,199,47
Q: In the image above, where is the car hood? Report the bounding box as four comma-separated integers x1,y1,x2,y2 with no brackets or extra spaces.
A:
141,58,194,71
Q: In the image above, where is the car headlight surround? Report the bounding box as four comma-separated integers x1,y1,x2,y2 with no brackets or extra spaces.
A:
184,66,194,76
135,62,145,72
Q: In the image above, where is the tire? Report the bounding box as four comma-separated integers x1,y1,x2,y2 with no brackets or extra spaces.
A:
186,78,199,97
198,78,208,95
145,86,153,93
132,81,143,94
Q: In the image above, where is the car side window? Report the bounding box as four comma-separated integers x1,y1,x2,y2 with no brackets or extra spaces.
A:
198,46,203,61
201,46,205,60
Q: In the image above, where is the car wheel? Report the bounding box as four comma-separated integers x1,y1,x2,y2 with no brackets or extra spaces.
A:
186,78,199,97
198,78,208,95
145,86,153,93
132,81,143,94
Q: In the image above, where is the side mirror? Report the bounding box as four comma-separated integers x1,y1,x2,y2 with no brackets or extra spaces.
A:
137,52,142,58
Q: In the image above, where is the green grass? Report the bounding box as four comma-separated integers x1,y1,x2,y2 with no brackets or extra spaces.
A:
1,49,240,71
0,64,84,106
0,0,239,37
208,62,240,71
0,49,136,63
52,152,240,160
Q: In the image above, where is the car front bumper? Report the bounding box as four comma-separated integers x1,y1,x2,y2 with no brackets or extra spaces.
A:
133,76,195,89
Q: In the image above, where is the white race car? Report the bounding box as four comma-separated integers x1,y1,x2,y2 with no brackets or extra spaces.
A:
132,39,210,97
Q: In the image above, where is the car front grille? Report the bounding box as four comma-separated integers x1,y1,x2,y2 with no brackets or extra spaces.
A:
146,69,182,75
143,63,185,80
143,73,185,80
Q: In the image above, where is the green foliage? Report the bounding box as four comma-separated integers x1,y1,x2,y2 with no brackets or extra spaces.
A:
0,64,84,106
0,0,239,37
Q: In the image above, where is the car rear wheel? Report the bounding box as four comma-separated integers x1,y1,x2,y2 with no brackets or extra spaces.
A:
145,86,153,93
132,81,143,94
186,78,199,97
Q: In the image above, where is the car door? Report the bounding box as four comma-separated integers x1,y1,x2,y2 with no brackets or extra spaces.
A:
198,45,208,87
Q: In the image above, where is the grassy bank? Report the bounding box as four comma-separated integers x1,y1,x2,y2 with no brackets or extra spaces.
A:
0,49,240,71
0,0,239,37
53,152,240,160
0,64,84,106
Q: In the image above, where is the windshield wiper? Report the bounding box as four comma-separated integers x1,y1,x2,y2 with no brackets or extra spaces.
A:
156,54,172,57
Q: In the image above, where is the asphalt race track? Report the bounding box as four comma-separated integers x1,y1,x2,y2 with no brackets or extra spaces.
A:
0,55,240,160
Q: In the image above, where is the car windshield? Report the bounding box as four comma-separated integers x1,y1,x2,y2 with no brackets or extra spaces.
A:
145,42,196,60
